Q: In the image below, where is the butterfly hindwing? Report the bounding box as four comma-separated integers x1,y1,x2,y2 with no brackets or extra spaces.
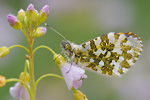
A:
61,32,143,76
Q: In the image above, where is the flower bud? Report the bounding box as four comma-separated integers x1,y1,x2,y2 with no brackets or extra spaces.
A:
17,9,25,23
34,26,47,37
7,14,22,30
38,5,49,23
19,72,29,84
26,4,38,23
74,90,88,100
0,46,9,58
0,75,6,87
27,4,35,14
41,5,49,16
53,53,67,68
33,10,38,22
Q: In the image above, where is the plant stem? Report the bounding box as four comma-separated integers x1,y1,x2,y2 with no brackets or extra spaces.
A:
9,45,29,53
28,37,36,100
35,74,64,86
33,45,55,55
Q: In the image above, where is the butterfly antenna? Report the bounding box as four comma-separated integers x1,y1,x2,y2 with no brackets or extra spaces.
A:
45,23,68,41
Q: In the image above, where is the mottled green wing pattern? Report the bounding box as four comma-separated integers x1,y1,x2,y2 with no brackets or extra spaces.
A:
73,32,143,76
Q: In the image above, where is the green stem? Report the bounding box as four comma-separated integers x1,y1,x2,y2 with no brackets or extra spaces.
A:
20,28,29,42
24,60,29,75
72,87,77,93
28,37,36,100
35,74,64,86
33,45,56,55
9,45,28,53
6,78,31,97
31,22,38,35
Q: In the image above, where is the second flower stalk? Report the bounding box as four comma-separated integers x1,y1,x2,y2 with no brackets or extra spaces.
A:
7,4,49,100
4,3,88,100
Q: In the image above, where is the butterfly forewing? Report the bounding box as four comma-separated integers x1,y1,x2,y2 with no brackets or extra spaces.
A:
62,32,143,76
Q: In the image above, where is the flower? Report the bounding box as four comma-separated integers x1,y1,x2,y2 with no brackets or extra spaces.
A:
39,5,49,23
0,46,9,58
7,14,22,30
61,63,87,90
34,26,47,37
74,90,88,100
0,75,6,87
9,82,30,100
53,53,87,90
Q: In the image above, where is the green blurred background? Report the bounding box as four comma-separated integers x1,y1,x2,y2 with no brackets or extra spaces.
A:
0,0,150,100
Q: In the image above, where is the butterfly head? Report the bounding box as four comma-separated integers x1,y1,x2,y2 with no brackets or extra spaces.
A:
61,40,73,58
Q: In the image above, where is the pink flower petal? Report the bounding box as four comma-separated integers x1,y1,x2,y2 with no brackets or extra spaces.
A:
71,66,85,80
9,82,30,100
61,64,73,90
40,27,47,34
41,5,49,15
9,82,21,98
7,14,17,25
73,80,82,89
20,86,30,100
61,63,87,90
27,4,35,12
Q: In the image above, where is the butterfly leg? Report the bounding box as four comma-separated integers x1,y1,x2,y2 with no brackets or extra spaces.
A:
66,61,72,73
66,57,74,73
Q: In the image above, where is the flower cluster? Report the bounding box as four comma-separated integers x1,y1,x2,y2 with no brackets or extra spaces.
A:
7,4,49,38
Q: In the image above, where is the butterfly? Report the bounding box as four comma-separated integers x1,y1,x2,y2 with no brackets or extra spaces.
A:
60,32,143,76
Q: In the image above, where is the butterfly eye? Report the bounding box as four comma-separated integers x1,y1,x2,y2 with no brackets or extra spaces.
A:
65,44,69,48
65,44,71,50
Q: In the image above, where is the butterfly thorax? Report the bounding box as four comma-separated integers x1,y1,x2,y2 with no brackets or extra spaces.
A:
61,40,82,65
61,40,77,59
